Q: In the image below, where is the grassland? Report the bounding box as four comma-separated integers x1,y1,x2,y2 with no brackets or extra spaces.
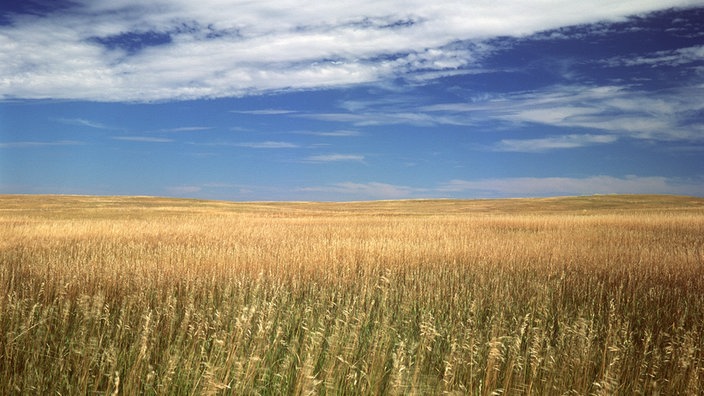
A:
1,194,703,394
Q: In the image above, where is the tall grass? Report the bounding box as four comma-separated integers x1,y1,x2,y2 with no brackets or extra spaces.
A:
1,195,703,394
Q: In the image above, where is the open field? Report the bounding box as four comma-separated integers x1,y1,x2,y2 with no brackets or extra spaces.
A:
1,194,704,394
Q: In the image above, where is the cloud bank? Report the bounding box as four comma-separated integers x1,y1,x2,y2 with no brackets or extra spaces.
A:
438,175,704,197
1,0,699,101
276,175,704,200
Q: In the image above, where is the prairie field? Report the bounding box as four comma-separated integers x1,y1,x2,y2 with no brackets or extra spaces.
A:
1,194,704,395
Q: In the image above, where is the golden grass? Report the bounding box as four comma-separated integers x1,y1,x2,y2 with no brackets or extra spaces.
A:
1,194,703,394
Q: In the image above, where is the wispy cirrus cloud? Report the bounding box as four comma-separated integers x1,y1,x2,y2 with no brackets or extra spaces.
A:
112,136,173,143
158,126,213,132
0,140,84,148
55,118,113,129
235,141,299,149
423,83,704,142
299,110,469,127
301,95,476,126
294,81,703,145
493,133,618,152
298,130,361,137
601,44,704,68
304,154,365,162
231,109,298,115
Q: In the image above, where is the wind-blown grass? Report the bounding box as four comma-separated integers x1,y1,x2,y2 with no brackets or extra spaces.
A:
1,194,703,394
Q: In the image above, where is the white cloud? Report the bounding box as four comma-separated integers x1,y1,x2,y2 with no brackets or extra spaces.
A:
494,134,618,152
293,81,703,144
301,181,421,199
0,140,84,148
1,0,697,101
156,175,704,200
159,126,212,132
55,118,113,129
305,154,365,162
164,182,264,199
602,44,704,68
437,175,704,197
231,109,298,115
112,136,173,142
298,130,361,137
423,84,704,141
235,141,299,149
300,110,469,127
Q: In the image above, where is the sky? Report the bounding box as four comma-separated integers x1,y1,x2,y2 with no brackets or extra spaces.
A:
1,0,703,201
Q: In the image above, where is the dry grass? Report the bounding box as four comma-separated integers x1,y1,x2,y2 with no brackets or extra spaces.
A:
1,194,703,394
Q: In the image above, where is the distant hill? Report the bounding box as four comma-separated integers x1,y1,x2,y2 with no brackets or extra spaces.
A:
2,194,703,217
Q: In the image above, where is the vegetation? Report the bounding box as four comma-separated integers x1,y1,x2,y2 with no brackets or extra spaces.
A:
1,194,703,394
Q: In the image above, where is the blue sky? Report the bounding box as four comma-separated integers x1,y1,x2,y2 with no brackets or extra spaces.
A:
1,1,703,201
